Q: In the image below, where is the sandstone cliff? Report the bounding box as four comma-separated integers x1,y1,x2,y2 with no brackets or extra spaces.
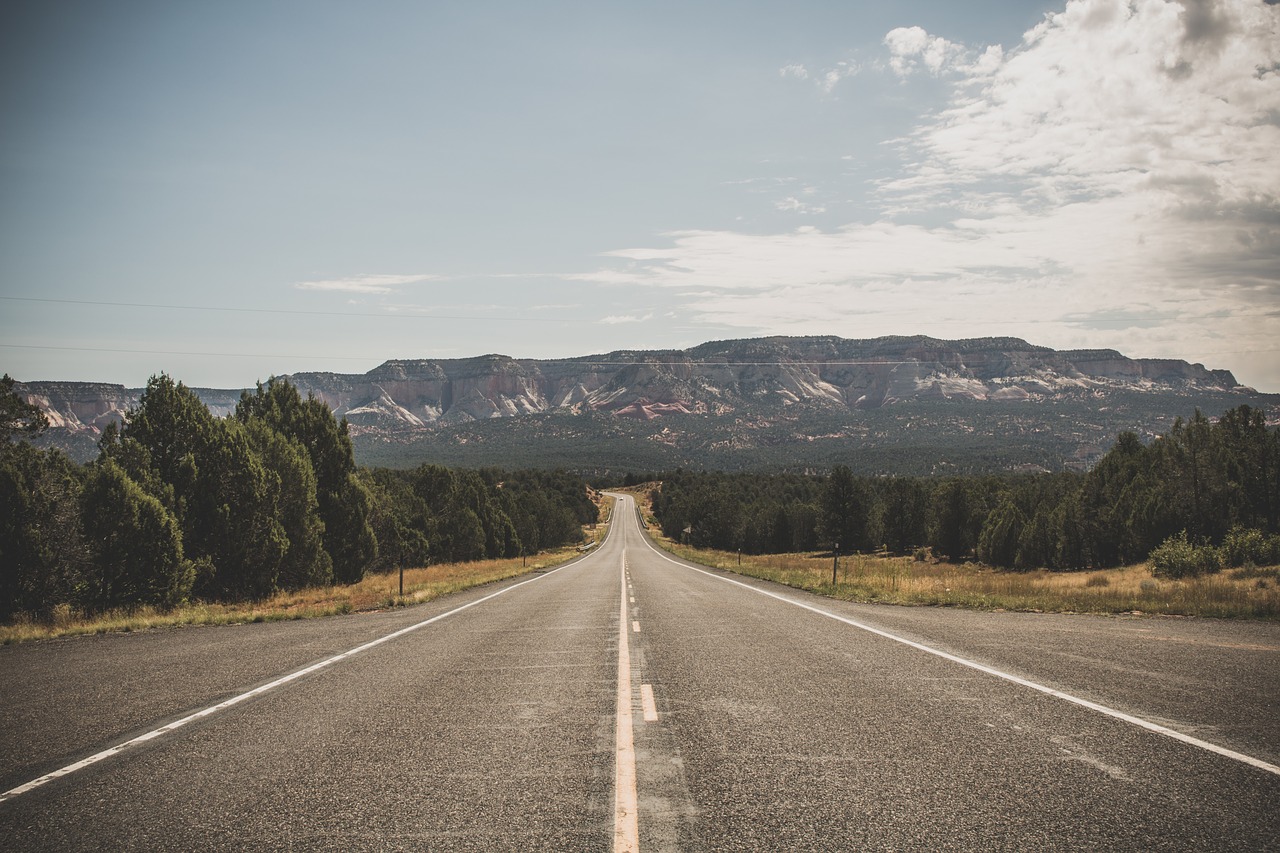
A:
14,335,1258,468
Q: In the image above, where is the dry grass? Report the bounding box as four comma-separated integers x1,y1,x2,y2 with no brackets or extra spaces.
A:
619,483,1277,619
655,538,1280,620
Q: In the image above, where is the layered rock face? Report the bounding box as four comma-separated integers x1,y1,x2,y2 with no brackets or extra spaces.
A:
18,382,135,434
279,335,1243,429
16,335,1250,444
17,382,242,438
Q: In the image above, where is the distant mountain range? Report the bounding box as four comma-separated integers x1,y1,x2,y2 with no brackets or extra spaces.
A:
15,335,1277,475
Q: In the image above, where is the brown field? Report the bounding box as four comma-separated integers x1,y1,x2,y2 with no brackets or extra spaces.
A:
655,539,1280,619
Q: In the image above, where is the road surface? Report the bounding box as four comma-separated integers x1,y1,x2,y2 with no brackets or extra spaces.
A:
1,493,1277,850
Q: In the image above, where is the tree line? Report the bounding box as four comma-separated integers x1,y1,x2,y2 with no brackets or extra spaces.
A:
651,405,1280,571
0,374,595,619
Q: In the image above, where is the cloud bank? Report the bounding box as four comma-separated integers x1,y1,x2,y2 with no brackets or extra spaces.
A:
585,0,1280,385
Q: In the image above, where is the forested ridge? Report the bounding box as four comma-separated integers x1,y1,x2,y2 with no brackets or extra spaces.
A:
0,374,595,619
651,404,1280,574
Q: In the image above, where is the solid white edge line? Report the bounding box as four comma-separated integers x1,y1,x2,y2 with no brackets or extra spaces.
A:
614,553,641,853
0,527,615,806
635,528,1280,778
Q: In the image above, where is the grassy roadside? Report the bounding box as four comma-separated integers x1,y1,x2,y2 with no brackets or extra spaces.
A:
1,500,617,645
0,549,580,645
615,487,1280,619
653,537,1279,619
619,481,1280,614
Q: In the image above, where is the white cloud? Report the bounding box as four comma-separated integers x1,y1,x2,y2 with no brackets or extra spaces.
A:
601,313,654,325
819,61,860,93
775,197,827,214
779,59,860,93
581,0,1280,387
780,26,976,92
880,0,1280,284
884,26,970,77
295,273,439,294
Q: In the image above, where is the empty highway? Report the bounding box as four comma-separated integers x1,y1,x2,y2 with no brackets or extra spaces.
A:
1,493,1277,850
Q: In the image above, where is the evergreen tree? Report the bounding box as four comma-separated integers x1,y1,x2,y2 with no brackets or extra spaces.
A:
1,374,49,441
0,443,84,617
81,459,191,609
768,504,793,553
929,479,979,561
244,420,332,590
237,379,376,582
879,477,929,554
187,418,288,599
978,499,1026,569
1052,490,1092,570
1015,504,1058,570
819,465,874,552
361,469,430,571
1213,405,1275,531
119,374,212,521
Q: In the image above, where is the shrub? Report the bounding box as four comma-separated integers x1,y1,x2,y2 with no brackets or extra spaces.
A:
1149,531,1221,579
1221,526,1280,568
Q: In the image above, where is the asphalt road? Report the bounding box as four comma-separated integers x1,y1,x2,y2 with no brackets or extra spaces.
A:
1,493,1277,850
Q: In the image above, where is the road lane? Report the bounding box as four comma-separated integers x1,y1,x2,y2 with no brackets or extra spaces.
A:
4,491,1278,850
625,510,1280,769
613,493,1280,850
1,526,627,850
0,556,603,793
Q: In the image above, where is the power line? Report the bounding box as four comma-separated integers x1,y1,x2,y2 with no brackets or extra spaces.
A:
0,343,379,362
0,343,930,366
5,342,1277,367
6,295,1275,335
0,295,563,323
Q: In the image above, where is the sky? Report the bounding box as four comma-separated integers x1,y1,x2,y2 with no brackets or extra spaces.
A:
2,0,1278,392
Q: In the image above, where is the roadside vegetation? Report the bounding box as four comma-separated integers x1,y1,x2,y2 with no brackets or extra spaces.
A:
3,490,613,645
629,401,1280,620
648,404,1279,584
650,536,1279,619
6,369,1277,633
624,474,1280,619
0,546,590,644
1,373,601,639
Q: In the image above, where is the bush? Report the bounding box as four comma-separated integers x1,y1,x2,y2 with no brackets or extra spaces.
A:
1149,531,1221,579
1221,526,1280,568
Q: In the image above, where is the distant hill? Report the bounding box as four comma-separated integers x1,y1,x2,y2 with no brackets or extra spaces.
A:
15,335,1277,475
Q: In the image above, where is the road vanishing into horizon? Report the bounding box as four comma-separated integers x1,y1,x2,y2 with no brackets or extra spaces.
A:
2,493,1278,851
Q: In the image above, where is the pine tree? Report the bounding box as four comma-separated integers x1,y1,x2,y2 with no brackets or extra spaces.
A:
978,499,1026,568
237,379,376,583
819,465,874,553
81,459,191,609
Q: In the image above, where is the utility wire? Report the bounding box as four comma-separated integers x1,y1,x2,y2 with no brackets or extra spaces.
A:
0,343,378,362
0,295,563,323
4,342,1276,367
4,294,1274,365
